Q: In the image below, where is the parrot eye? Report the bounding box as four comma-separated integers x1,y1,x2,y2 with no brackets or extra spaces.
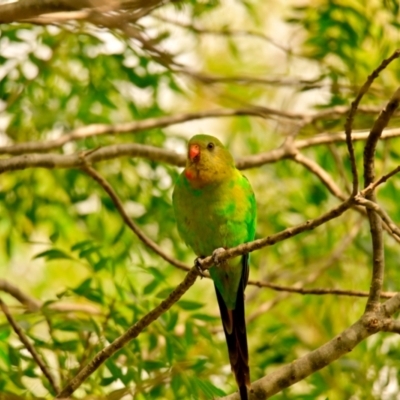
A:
207,142,215,151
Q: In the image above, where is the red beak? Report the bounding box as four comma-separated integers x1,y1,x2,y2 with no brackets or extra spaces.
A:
189,144,200,161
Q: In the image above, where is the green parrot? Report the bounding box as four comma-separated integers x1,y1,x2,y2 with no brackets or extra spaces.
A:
172,134,256,400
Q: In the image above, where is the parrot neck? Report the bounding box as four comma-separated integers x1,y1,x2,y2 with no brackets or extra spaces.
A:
184,164,236,189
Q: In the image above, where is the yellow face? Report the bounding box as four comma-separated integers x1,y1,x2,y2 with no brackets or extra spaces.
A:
185,135,235,188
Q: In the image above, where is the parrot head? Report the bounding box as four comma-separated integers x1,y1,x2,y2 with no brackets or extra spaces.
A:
184,134,235,187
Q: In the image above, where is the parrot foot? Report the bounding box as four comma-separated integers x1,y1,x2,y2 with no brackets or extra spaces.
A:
211,247,226,265
194,257,206,278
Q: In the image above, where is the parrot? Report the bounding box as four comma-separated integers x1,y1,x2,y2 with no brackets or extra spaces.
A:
172,134,256,400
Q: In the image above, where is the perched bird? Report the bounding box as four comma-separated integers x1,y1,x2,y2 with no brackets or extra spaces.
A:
172,134,256,400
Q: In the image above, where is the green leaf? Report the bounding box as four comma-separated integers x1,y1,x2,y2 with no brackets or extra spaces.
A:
176,300,204,310
0,327,11,341
53,319,97,333
106,388,131,400
143,278,159,295
33,248,72,260
8,345,20,367
193,377,226,397
191,313,219,322
71,240,94,251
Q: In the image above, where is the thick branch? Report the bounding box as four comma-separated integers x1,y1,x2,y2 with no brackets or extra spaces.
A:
1,107,398,157
0,108,269,156
0,0,90,23
0,144,185,173
3,127,400,174
0,0,165,24
363,87,400,310
220,318,372,399
221,293,400,399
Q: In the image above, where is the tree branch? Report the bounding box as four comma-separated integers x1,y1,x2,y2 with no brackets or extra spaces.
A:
0,108,269,156
0,143,186,173
344,49,400,196
56,267,199,398
291,151,346,199
248,281,396,299
355,196,400,240
363,86,400,311
0,0,166,24
220,293,400,399
153,14,292,54
237,127,400,169
81,163,191,271
3,127,400,174
1,107,398,157
0,279,41,311
197,197,354,271
0,297,60,395
247,222,362,322
362,164,400,195
0,0,90,23
0,278,102,315
219,319,371,399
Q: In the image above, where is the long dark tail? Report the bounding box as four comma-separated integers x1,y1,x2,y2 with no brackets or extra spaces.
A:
214,254,250,400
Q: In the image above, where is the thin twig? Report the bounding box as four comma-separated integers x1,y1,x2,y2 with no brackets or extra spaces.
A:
248,281,396,299
344,49,400,196
290,151,400,243
355,196,400,240
81,162,191,272
362,165,400,195
247,222,363,322
0,298,60,394
291,152,346,199
181,70,324,89
56,267,199,398
0,278,102,314
0,279,41,311
154,14,292,54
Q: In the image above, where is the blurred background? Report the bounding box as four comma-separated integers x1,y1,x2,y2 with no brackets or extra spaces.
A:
1,0,400,398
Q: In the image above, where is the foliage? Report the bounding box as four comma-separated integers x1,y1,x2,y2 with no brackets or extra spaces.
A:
0,0,400,399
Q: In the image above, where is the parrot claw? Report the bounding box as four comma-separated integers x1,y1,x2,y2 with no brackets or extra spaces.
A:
212,247,226,266
194,257,206,278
